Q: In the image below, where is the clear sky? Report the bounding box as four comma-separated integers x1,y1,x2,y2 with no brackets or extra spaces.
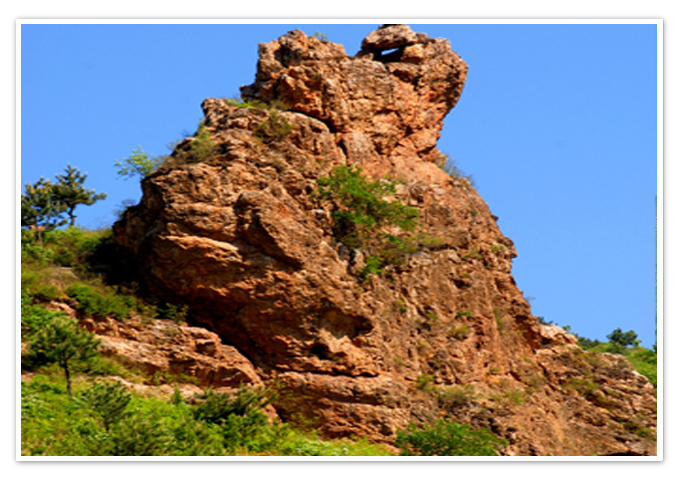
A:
19,21,659,348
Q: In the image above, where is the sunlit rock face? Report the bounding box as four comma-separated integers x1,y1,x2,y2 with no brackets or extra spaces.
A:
113,25,657,455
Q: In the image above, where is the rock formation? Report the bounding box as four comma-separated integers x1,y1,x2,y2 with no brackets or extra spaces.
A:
112,25,657,455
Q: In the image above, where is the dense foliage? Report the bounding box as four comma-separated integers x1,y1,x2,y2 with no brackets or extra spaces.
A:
20,368,393,456
316,165,429,279
21,165,106,239
395,419,506,456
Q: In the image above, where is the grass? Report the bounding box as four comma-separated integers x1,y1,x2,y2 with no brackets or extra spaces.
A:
20,370,393,456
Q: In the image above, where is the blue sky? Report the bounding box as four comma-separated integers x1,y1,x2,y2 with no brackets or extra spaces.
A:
19,22,659,347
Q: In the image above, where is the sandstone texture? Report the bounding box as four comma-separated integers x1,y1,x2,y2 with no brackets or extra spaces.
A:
112,25,657,455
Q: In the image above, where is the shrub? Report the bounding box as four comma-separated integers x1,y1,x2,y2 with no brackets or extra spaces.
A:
626,347,657,388
65,283,135,320
114,146,166,180
317,165,418,234
317,165,421,278
437,385,476,409
23,315,101,397
76,380,132,433
359,255,385,280
396,419,506,456
493,309,507,332
106,409,173,456
434,150,475,187
448,325,471,341
157,302,189,324
21,292,65,339
255,109,294,142
415,373,435,392
192,386,274,424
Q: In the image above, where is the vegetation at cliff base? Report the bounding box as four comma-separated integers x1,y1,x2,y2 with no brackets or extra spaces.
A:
396,419,506,456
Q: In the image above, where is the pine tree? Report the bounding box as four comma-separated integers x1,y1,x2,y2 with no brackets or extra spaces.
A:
53,164,107,226
20,178,67,244
26,315,101,397
78,380,132,432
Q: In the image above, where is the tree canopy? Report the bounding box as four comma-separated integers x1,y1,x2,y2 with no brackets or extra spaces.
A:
53,164,107,226
21,165,106,236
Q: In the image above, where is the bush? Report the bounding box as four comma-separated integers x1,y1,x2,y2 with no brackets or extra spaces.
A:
415,373,435,392
77,380,132,432
434,150,475,187
21,291,65,338
317,165,422,278
65,283,135,320
23,314,101,397
255,109,294,142
317,165,418,234
396,419,506,456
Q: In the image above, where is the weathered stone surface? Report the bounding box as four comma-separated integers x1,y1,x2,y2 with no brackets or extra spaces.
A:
80,314,263,388
112,25,656,455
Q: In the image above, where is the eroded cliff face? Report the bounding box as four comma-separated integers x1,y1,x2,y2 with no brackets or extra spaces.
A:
113,25,656,455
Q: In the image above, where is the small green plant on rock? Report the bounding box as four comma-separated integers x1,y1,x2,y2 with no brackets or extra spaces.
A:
461,246,483,262
255,108,294,143
490,244,506,253
434,150,476,188
436,385,476,409
493,309,507,333
316,165,420,279
415,373,436,392
448,325,471,341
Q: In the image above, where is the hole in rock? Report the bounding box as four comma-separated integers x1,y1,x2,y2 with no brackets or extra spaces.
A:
375,46,405,63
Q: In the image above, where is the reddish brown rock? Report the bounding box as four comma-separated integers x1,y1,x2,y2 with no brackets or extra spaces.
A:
81,314,263,388
112,25,656,455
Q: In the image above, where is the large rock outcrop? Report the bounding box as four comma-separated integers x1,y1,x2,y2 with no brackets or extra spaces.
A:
113,25,656,455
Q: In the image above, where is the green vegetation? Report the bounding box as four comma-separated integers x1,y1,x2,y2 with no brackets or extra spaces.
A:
311,32,329,42
316,165,426,280
434,150,475,187
76,380,132,432
114,146,166,180
436,384,476,409
21,165,106,242
317,165,418,234
65,283,136,320
396,419,506,456
20,369,393,456
493,309,507,333
172,121,220,164
255,108,294,142
549,322,657,388
115,121,219,181
23,309,101,397
415,373,435,392
222,96,293,143
447,325,471,341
